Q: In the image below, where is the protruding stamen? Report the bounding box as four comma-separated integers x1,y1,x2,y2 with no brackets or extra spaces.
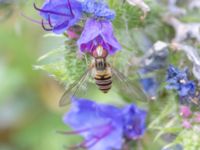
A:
60,122,114,149
42,19,53,31
21,12,49,25
57,122,112,135
57,128,92,135
47,15,53,27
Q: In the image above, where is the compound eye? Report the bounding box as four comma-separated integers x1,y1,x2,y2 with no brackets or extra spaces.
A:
92,45,108,58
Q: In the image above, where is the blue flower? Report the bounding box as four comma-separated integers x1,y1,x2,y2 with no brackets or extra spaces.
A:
138,68,159,98
166,65,188,82
166,65,196,98
177,81,196,97
34,0,115,34
63,97,123,150
139,77,158,98
122,104,147,140
77,18,121,55
82,0,115,20
138,47,168,98
62,97,147,150
34,0,83,34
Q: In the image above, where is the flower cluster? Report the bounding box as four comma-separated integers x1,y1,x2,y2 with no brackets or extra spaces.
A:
179,105,200,130
61,97,147,150
34,0,121,55
166,65,196,101
34,1,148,149
32,0,200,149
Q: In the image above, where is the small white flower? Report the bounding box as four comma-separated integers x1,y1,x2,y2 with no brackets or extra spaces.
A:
153,41,168,52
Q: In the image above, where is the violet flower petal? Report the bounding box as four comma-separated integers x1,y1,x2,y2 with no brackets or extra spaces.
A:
63,97,123,150
77,18,121,55
35,0,83,34
82,0,115,20
122,104,147,139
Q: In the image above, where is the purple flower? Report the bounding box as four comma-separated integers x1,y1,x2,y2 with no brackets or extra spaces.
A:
62,97,147,150
82,0,115,20
166,65,196,98
63,97,123,150
122,104,147,140
77,18,121,55
34,0,83,34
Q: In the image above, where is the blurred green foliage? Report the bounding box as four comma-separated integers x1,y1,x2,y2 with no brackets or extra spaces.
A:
0,1,68,150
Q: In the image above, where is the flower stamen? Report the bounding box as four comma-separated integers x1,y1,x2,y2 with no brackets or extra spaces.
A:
59,122,113,149
21,12,49,25
57,122,112,135
68,127,113,150
41,19,53,31
47,15,53,27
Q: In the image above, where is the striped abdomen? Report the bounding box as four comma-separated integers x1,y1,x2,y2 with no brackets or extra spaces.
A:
94,73,112,93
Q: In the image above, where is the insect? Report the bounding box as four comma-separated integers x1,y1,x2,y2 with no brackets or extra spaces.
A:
59,45,146,106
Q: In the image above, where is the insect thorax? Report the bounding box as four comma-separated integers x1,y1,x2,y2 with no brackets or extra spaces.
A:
95,58,107,71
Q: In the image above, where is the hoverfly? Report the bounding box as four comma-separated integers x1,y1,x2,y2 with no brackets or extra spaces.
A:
59,45,146,106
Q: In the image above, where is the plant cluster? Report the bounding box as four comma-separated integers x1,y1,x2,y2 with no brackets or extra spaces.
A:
33,0,200,149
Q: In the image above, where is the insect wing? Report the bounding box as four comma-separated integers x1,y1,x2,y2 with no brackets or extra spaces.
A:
59,68,92,107
111,68,148,101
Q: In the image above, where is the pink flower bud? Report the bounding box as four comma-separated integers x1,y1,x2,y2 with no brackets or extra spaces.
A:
180,105,192,118
182,119,192,129
66,28,80,39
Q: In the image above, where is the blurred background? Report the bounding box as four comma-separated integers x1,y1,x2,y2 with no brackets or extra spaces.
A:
0,1,69,150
